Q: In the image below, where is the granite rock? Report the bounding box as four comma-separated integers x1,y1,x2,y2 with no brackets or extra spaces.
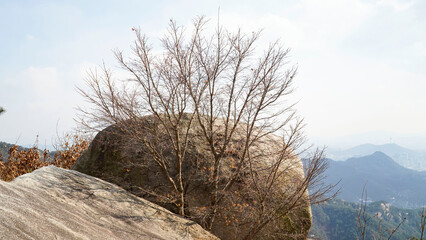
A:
0,165,218,240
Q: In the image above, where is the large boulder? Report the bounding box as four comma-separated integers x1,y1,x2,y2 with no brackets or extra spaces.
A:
72,117,312,239
0,165,217,240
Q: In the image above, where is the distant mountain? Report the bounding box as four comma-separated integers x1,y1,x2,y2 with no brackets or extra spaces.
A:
323,151,426,208
311,131,426,151
327,143,426,171
309,199,423,240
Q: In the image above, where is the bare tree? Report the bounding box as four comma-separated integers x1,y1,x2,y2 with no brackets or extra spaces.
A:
357,186,408,240
77,17,336,239
417,208,426,240
357,185,372,240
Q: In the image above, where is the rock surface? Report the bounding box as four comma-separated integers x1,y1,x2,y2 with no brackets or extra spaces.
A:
72,117,312,239
0,165,218,240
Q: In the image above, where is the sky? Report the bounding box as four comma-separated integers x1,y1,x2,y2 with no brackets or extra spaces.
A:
0,0,425,150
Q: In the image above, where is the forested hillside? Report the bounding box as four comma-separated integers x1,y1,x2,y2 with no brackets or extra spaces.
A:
309,199,424,240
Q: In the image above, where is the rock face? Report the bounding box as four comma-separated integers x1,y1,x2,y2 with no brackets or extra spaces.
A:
0,165,218,240
72,118,312,239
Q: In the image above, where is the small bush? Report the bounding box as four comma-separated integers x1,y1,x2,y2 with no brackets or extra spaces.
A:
0,135,89,181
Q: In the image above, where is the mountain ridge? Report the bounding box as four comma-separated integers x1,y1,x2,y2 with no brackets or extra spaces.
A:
344,151,413,175
323,151,426,208
327,143,426,171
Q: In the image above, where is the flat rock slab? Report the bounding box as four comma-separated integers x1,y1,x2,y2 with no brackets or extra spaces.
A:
0,166,218,240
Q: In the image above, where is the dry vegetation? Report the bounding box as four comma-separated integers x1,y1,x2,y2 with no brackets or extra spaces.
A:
0,135,89,182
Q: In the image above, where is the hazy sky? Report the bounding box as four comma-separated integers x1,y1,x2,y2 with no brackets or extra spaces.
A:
1,0,425,149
